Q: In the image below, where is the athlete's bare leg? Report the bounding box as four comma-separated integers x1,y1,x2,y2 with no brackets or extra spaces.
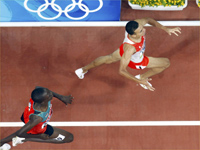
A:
0,130,49,146
140,57,170,80
82,49,121,73
23,127,73,144
0,133,16,146
0,127,73,146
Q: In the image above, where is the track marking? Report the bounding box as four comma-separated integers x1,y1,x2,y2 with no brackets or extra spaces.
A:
0,121,200,127
0,21,200,27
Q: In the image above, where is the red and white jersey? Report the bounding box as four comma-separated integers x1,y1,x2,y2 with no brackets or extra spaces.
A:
23,98,53,134
120,32,146,63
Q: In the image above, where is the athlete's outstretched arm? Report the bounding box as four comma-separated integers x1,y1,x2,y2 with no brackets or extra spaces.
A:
52,91,73,105
119,44,155,91
35,86,73,105
135,18,181,36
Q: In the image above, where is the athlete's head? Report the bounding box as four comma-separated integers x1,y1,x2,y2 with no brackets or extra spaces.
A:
125,21,139,35
31,88,53,103
126,21,146,37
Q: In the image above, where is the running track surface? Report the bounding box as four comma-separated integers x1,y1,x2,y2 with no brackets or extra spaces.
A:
0,25,199,149
0,1,200,149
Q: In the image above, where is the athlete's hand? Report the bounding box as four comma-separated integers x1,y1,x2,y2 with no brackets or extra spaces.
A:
139,78,155,91
60,95,74,106
166,27,181,36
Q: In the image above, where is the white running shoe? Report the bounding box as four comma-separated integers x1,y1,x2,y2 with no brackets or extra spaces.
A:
12,136,25,147
0,143,11,150
75,68,87,79
135,74,152,90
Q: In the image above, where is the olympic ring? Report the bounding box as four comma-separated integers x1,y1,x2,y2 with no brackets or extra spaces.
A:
24,0,103,20
64,2,89,20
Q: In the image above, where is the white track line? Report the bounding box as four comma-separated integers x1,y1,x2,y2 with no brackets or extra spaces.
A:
0,121,200,127
0,21,200,27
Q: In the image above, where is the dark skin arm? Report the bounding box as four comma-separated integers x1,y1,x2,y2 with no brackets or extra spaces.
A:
52,91,73,105
35,86,73,105
16,115,49,139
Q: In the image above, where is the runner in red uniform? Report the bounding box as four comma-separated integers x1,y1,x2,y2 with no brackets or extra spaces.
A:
119,32,148,70
75,18,181,91
0,87,74,150
22,98,53,135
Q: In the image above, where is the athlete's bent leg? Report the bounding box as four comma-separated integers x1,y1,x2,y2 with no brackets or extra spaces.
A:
75,49,121,79
82,49,121,73
0,133,17,146
0,128,42,146
22,127,73,144
140,56,170,79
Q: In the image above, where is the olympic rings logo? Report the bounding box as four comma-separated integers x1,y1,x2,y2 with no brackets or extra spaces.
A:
24,0,103,20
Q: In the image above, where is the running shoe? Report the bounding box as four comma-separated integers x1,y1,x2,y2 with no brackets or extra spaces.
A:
0,143,11,150
75,68,87,79
12,136,25,147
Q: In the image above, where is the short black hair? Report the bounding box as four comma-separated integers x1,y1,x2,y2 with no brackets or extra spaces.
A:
31,88,47,103
125,21,139,35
